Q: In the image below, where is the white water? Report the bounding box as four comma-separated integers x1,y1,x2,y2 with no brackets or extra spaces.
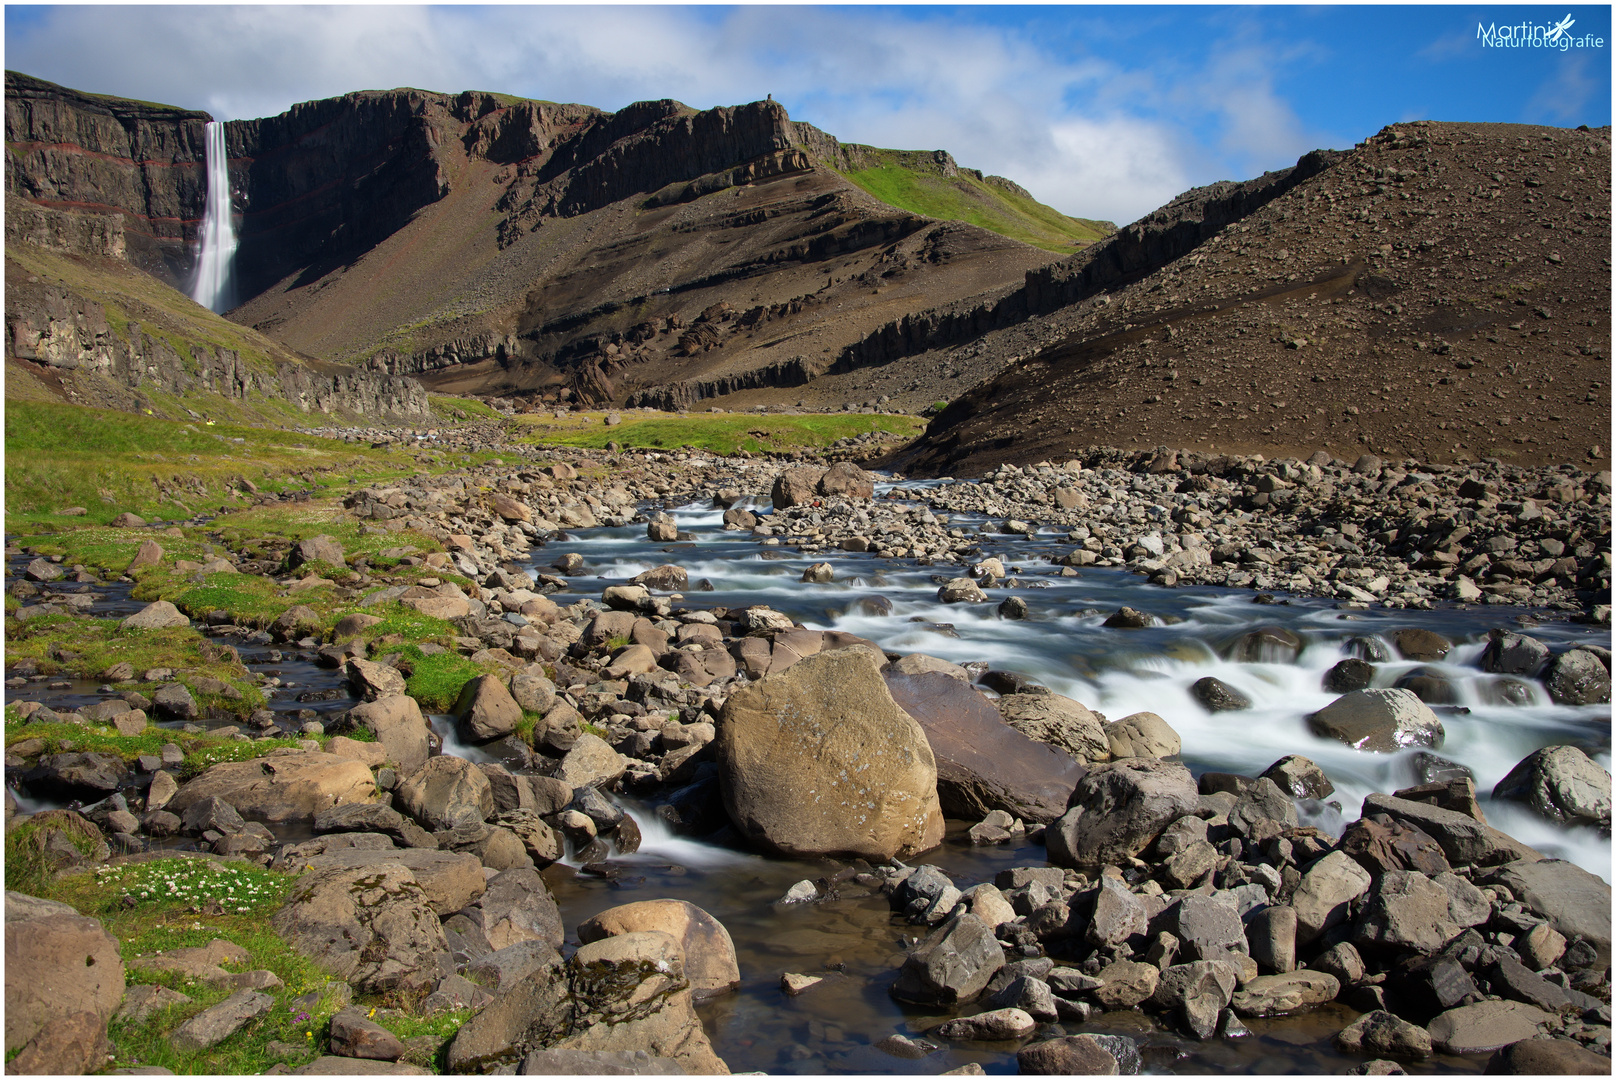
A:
541,496,1613,881
190,120,237,313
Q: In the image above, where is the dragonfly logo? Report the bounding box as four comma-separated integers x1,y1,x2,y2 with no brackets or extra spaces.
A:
1477,13,1604,49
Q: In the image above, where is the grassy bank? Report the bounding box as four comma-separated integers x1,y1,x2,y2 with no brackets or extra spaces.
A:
514,410,924,455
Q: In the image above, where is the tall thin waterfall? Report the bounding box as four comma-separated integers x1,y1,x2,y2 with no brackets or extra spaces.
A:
190,120,237,313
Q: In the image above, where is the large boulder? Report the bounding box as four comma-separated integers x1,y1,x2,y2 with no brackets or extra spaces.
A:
1479,630,1551,676
396,755,495,831
557,932,729,1074
1230,970,1340,1017
1491,746,1612,830
168,751,375,825
1292,850,1373,946
1104,712,1181,759
1480,859,1612,963
299,848,486,915
444,867,563,954
5,893,124,1073
997,692,1111,763
1307,689,1444,752
769,467,822,509
1046,758,1198,868
578,901,739,1002
817,461,876,500
445,955,572,1072
717,648,944,860
890,913,1005,1007
1542,649,1611,705
339,696,432,776
456,674,523,744
1360,793,1541,867
1426,1000,1554,1055
272,861,449,994
1353,870,1462,955
885,671,1083,824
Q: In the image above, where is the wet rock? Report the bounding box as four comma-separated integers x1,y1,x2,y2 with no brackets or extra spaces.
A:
886,670,1083,824
1543,650,1610,705
936,1007,1036,1040
1307,689,1445,752
890,913,1004,1006
1485,1037,1613,1074
273,862,450,994
1047,758,1198,868
997,691,1111,763
1427,1000,1554,1055
1390,628,1451,662
1480,630,1551,677
1104,712,1181,759
1333,1010,1433,1058
1491,746,1612,830
937,578,988,603
1016,1035,1118,1075
1324,658,1377,693
578,900,739,1002
1104,606,1154,629
1227,626,1302,663
1190,677,1251,713
1261,755,1334,800
719,647,943,860
1230,970,1339,1017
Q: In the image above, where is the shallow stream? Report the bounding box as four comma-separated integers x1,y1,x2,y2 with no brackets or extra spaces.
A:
5,481,1610,1073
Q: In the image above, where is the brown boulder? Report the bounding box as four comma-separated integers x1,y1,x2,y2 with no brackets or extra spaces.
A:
578,900,740,1002
718,647,944,860
885,670,1083,824
5,894,124,1065
168,751,375,824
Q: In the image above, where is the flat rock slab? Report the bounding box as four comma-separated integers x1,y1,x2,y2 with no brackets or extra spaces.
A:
1427,999,1554,1054
1231,970,1340,1017
168,751,375,824
885,670,1084,824
302,848,485,915
172,989,274,1052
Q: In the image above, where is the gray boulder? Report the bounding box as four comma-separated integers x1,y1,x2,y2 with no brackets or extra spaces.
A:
396,755,494,831
1307,689,1444,752
272,861,450,994
1491,746,1611,830
1046,758,1198,868
890,913,1005,1006
1543,649,1611,705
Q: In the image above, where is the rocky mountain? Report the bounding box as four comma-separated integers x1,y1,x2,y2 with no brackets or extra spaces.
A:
5,197,430,423
5,71,1108,413
871,121,1612,475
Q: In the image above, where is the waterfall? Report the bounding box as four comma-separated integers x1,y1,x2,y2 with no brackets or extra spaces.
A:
190,120,237,313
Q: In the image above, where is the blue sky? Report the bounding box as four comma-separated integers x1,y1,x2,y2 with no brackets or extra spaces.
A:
5,5,1610,225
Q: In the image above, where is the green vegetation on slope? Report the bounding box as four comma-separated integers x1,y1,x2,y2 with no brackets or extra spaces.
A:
3,399,498,529
514,410,924,455
832,148,1114,253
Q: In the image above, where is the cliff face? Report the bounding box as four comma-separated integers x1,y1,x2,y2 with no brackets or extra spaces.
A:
4,71,209,287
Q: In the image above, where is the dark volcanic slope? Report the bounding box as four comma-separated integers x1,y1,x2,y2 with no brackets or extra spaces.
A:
877,121,1611,475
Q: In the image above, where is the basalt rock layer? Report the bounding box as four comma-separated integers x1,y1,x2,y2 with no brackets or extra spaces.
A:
5,71,1089,416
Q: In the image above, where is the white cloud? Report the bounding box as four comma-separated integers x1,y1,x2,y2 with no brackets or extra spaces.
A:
5,5,1327,225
